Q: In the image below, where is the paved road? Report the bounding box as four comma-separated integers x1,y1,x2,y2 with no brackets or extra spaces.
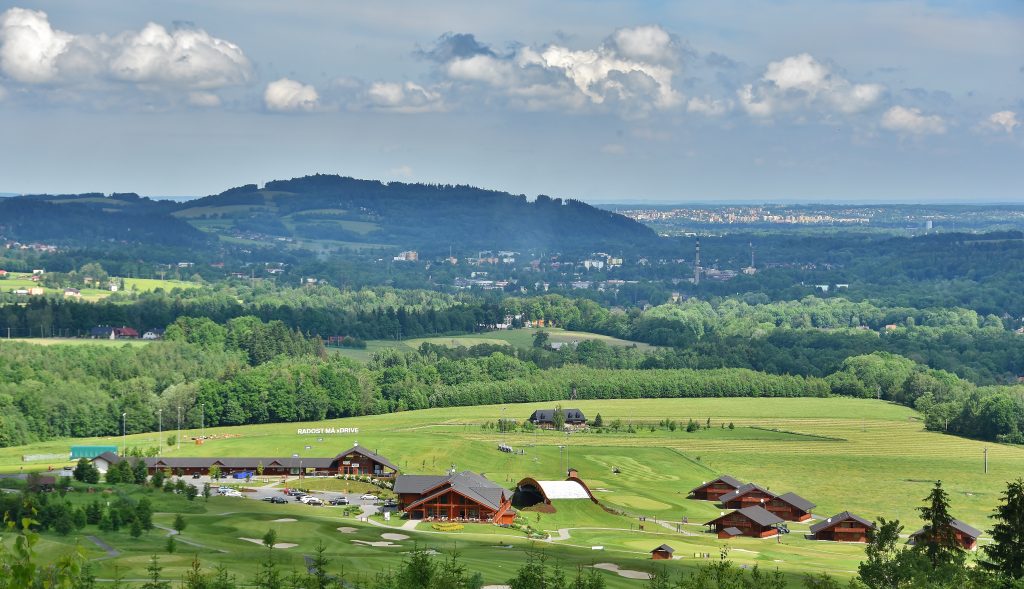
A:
86,535,119,558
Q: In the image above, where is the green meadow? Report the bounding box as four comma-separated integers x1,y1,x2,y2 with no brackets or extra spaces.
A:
3,397,1020,586
330,327,658,362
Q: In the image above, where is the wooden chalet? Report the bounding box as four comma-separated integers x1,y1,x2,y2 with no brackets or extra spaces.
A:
809,512,875,543
689,475,744,501
529,408,587,429
764,492,816,521
394,471,515,524
910,519,982,551
718,483,778,509
650,544,674,560
91,443,399,478
706,506,783,538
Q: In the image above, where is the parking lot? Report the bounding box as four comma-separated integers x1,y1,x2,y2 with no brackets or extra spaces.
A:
198,476,397,513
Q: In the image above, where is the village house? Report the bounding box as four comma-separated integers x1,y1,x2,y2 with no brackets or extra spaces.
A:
528,408,587,429
689,475,744,501
64,288,82,298
809,512,875,543
706,506,783,538
909,519,982,551
718,483,778,509
394,471,515,524
650,544,674,560
764,492,816,521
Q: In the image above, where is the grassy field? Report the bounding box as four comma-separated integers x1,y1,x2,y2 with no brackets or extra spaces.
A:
330,327,658,362
3,397,1019,585
3,338,153,347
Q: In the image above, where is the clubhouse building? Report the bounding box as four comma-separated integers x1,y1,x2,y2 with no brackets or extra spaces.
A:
394,471,516,524
92,443,399,479
693,475,816,522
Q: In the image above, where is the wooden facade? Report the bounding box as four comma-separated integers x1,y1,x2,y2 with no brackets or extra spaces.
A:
650,544,674,560
810,512,874,543
764,493,815,522
706,506,782,538
397,471,515,525
720,485,777,509
910,520,981,551
689,475,743,501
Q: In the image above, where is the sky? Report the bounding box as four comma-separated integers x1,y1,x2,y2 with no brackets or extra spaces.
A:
0,1,1021,203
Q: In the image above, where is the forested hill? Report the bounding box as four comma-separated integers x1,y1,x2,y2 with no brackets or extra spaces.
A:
0,196,210,247
175,174,658,252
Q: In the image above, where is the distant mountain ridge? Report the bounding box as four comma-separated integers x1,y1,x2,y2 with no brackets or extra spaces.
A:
0,174,656,252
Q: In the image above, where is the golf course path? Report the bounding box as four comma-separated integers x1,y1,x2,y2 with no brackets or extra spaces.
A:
86,535,119,558
548,529,571,541
155,525,229,553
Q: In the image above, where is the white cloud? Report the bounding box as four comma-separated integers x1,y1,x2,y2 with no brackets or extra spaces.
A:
416,26,683,116
108,23,250,89
366,81,443,113
389,165,414,178
609,25,675,63
981,110,1019,135
0,84,6,100
187,91,221,108
0,7,250,96
880,105,946,134
686,95,731,116
446,54,513,86
264,78,319,112
740,53,884,117
0,7,72,83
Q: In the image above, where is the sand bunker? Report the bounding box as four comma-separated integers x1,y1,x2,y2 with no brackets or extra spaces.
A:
592,563,652,580
352,540,401,547
272,518,297,523
239,537,296,549
337,527,358,533
381,533,409,541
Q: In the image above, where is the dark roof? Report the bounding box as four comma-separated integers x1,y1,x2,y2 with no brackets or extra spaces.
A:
777,492,816,512
93,451,122,463
722,527,743,536
810,512,875,535
709,505,784,527
690,474,744,495
334,445,399,472
719,483,778,503
529,409,586,422
394,475,450,494
651,544,674,554
911,519,982,540
401,471,509,511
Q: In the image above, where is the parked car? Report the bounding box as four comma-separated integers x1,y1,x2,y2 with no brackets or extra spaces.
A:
222,489,243,498
192,473,201,479
329,497,350,506
270,496,287,504
304,497,324,506
261,496,273,502
360,494,378,501
293,493,308,502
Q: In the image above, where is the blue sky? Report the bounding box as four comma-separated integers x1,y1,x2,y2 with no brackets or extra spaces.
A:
0,1,1021,202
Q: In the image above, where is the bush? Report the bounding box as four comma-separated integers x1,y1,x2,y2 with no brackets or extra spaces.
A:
431,522,464,532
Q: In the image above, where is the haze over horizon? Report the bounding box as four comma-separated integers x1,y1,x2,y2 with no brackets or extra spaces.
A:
0,1,1021,202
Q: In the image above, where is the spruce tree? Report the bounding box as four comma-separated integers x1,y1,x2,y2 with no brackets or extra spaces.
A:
983,478,1024,580
916,480,960,567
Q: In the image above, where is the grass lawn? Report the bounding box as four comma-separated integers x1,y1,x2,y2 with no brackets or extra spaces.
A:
3,397,1018,585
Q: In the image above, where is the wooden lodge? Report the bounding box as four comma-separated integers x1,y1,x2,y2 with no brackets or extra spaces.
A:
706,506,783,538
910,519,982,551
809,512,875,543
528,408,587,429
650,544,675,560
91,443,399,479
689,475,744,501
764,492,816,521
394,471,516,525
718,483,778,509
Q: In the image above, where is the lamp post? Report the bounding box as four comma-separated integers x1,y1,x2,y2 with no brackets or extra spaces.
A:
201,403,205,440
177,406,181,451
121,412,127,456
157,409,162,456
